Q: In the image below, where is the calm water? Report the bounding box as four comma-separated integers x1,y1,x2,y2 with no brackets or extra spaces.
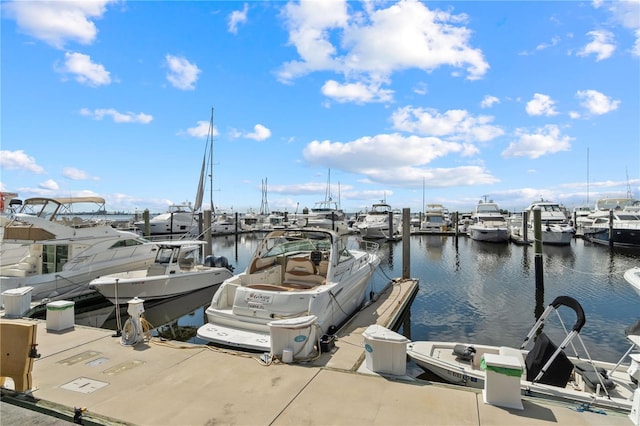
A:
78,232,640,364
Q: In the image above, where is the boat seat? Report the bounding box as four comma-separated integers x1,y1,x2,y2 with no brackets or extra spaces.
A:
284,257,325,287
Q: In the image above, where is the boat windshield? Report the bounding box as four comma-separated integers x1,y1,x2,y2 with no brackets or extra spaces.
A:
262,236,330,257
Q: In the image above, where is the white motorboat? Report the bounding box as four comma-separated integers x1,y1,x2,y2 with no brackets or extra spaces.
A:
197,227,380,352
407,296,639,412
582,198,640,248
358,201,402,240
420,204,448,233
0,197,157,304
624,267,640,298
298,199,348,233
467,200,510,243
135,202,199,235
90,240,234,304
519,200,574,245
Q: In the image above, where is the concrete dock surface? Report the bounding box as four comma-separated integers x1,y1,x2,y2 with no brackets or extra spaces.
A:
0,279,634,425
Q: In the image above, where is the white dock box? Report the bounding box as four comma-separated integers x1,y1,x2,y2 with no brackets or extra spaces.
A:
362,325,410,376
2,287,33,318
481,353,523,410
268,315,317,361
46,300,75,331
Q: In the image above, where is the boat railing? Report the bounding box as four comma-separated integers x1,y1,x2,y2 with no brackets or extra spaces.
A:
358,239,380,254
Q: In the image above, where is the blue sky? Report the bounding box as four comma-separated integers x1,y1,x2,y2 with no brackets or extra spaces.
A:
1,0,639,215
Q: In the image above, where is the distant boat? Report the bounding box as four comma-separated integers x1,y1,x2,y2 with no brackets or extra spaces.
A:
522,199,574,245
467,200,510,243
420,204,448,233
90,240,233,304
134,202,198,235
582,197,640,248
358,201,402,240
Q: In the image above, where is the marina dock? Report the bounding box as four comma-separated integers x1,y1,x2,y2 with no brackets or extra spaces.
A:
1,278,634,425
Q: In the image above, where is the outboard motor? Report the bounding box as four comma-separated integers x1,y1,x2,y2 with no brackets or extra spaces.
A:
204,255,234,271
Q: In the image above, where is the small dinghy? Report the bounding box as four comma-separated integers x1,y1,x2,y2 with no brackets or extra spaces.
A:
407,296,639,412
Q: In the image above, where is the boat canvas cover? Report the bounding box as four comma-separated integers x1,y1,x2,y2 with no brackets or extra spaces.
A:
525,332,574,387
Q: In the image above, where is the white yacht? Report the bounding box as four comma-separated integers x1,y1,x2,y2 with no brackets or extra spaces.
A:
523,200,574,245
467,200,510,243
197,227,380,352
357,201,402,240
0,197,157,304
582,197,640,248
135,202,198,235
420,204,448,233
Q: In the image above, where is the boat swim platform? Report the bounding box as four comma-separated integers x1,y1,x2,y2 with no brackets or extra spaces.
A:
1,278,633,426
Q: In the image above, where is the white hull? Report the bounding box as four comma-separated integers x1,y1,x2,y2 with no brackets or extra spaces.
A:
91,267,232,303
624,267,640,298
468,227,510,243
408,341,636,412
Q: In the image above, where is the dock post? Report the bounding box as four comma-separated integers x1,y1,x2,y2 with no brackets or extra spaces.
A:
402,208,410,279
522,211,529,243
142,209,150,237
533,207,544,292
204,210,212,258
533,208,544,320
388,211,394,240
609,210,614,248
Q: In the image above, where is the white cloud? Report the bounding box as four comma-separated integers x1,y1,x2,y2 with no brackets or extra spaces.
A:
525,93,558,116
228,3,249,34
278,0,488,103
502,125,573,159
321,80,393,104
0,150,45,173
302,133,497,187
480,95,500,109
58,52,111,87
39,179,59,191
230,124,272,141
576,89,620,115
80,108,153,124
596,0,640,56
165,54,201,90
577,30,616,61
184,120,219,139
390,106,504,143
3,0,114,49
245,124,272,141
62,167,99,181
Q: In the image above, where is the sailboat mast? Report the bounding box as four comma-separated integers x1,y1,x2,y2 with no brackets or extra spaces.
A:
209,107,215,216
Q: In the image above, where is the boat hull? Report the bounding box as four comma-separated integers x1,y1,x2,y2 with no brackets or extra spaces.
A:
468,227,510,243
407,341,635,412
90,267,233,303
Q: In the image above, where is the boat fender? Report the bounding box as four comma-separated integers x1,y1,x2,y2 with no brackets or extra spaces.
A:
453,345,476,361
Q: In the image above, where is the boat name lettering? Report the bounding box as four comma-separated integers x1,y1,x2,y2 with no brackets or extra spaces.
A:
246,292,273,305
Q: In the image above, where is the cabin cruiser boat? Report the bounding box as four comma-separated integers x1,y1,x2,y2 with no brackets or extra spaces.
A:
420,204,448,233
90,240,233,304
407,296,639,412
197,227,380,352
297,199,348,233
358,201,402,240
515,200,574,245
624,267,640,298
582,198,640,248
0,197,157,305
135,202,199,235
467,201,510,243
